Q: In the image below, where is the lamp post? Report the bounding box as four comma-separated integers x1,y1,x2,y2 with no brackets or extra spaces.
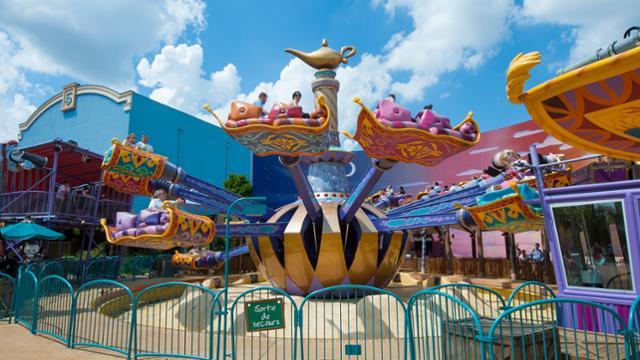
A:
223,196,266,357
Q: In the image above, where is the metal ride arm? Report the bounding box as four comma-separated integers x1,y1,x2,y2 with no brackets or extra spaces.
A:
372,212,461,231
151,179,266,222
103,140,275,220
339,158,396,223
558,26,640,74
172,245,250,270
155,161,274,220
386,174,505,217
279,155,321,221
217,221,287,238
373,175,506,231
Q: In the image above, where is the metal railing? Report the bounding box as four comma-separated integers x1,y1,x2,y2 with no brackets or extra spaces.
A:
14,271,38,332
133,282,223,359
6,273,640,359
0,272,16,323
71,280,135,356
300,285,408,360
408,290,485,359
429,283,507,319
490,298,630,359
35,275,74,345
0,191,130,223
506,280,556,308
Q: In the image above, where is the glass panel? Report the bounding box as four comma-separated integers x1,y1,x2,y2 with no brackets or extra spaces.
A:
552,201,632,291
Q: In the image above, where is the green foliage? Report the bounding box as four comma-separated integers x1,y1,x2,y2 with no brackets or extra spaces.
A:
212,237,225,251
224,174,253,197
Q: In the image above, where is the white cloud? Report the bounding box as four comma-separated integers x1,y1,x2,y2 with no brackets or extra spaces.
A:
0,94,35,142
0,0,206,141
439,92,451,99
379,0,514,101
469,146,499,155
337,54,393,134
0,31,35,142
513,129,544,138
137,44,241,119
0,0,206,90
518,0,640,65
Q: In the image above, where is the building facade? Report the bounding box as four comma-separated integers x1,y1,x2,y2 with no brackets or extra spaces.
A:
18,83,252,210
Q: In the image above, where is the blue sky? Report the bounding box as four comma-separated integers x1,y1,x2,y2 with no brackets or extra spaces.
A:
0,0,638,147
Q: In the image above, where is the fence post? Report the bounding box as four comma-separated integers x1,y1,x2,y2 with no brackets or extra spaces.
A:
45,150,59,219
10,276,15,324
31,276,39,334
127,304,135,360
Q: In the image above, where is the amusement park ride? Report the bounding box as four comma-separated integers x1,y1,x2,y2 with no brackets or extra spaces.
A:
97,25,640,316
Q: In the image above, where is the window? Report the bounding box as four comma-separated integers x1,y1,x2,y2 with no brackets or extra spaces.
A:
552,200,632,291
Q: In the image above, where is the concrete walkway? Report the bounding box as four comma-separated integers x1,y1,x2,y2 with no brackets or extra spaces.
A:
0,323,123,359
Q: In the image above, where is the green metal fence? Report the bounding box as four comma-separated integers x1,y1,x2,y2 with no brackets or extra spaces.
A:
407,289,486,360
120,256,153,281
85,257,120,281
7,274,640,359
0,272,16,323
132,282,223,359
490,298,631,359
629,295,640,359
429,283,507,319
59,258,82,282
40,261,65,278
506,280,556,308
15,271,38,332
34,275,74,345
228,286,298,360
71,280,135,357
24,262,44,278
300,285,408,360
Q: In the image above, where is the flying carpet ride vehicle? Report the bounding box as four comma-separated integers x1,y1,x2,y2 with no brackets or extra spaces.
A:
344,98,480,166
506,34,640,161
100,141,218,250
100,202,215,251
204,95,331,157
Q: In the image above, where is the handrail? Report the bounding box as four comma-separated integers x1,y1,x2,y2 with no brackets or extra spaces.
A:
0,172,53,213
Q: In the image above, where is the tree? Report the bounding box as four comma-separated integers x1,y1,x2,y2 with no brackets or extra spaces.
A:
224,174,252,197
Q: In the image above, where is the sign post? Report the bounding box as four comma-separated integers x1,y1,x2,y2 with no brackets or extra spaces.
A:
223,196,267,357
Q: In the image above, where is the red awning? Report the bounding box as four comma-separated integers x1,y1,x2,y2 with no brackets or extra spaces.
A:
22,140,104,186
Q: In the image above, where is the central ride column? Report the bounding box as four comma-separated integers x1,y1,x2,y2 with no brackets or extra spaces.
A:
305,69,354,200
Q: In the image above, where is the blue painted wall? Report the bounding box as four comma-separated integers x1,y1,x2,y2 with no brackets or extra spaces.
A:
19,93,131,153
128,94,252,210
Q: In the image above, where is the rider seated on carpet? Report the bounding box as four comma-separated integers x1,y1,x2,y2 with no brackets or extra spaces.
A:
148,190,185,211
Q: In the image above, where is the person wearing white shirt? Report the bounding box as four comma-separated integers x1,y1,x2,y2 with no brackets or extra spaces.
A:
136,135,154,153
148,190,185,210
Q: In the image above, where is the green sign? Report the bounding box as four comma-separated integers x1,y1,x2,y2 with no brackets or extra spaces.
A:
245,298,285,332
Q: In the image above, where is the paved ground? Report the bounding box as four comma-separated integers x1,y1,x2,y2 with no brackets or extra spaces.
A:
0,323,123,359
